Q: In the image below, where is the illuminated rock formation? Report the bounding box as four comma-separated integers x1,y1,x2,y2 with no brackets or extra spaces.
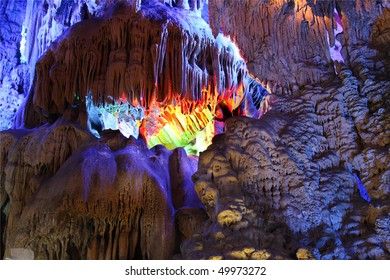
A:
1,119,206,259
3,131,175,259
0,0,389,260
0,0,29,130
1,0,244,259
180,0,389,259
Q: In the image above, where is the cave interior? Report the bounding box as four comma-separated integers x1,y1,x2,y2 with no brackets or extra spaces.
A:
0,0,389,260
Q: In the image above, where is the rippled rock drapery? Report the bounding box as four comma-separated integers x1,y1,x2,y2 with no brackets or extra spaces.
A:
4,128,172,259
17,0,254,155
2,0,195,129
183,98,388,259
18,0,239,129
1,0,137,129
1,117,205,259
209,0,389,89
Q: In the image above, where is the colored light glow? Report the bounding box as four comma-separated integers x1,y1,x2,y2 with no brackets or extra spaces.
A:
86,73,270,156
353,173,371,202
86,93,144,139
83,34,269,156
326,8,344,72
88,90,218,156
145,102,215,155
20,24,27,64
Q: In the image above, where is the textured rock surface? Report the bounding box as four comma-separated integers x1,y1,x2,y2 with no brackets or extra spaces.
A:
13,0,261,158
1,0,389,260
1,119,203,259
2,0,171,130
209,0,389,89
0,0,120,130
179,0,389,259
182,91,389,259
20,1,249,130
0,0,29,130
1,1,226,259
1,119,92,259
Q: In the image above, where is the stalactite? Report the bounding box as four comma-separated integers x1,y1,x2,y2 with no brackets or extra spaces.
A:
23,2,248,129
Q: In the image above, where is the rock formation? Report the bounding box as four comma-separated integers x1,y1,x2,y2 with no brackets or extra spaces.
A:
0,0,389,260
180,0,389,259
0,0,238,259
1,118,207,259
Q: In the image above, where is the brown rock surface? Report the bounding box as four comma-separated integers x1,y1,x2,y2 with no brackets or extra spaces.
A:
1,0,389,260
180,0,389,259
21,1,248,130
1,119,204,259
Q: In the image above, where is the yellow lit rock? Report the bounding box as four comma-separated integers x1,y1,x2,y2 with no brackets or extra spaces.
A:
217,209,242,227
209,255,224,260
228,250,248,260
243,247,256,256
296,248,315,260
194,180,208,197
213,231,225,240
201,187,219,208
251,250,271,260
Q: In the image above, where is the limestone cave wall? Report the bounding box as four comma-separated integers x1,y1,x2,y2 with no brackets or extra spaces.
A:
0,0,389,259
181,0,389,260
